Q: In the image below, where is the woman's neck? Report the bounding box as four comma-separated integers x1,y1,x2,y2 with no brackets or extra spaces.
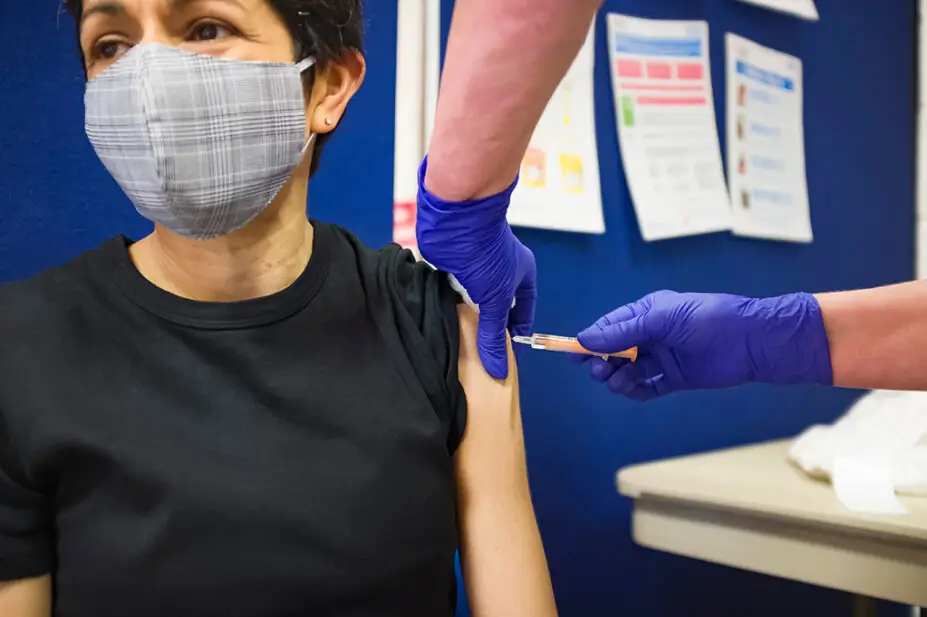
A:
128,178,315,303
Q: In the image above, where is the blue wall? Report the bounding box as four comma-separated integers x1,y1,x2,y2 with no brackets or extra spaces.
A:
0,1,916,616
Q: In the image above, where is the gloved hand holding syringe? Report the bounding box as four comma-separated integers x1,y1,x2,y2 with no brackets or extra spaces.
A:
513,333,638,362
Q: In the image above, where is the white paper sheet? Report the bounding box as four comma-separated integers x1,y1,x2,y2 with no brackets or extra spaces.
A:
507,22,606,234
789,390,927,496
737,0,819,21
726,34,812,243
607,14,731,241
832,458,908,515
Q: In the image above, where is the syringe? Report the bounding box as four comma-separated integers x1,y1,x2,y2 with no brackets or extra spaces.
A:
512,333,638,362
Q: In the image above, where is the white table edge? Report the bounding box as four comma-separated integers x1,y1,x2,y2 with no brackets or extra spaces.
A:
616,442,927,607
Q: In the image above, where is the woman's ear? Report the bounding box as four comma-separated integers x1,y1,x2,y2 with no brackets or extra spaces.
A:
308,50,366,135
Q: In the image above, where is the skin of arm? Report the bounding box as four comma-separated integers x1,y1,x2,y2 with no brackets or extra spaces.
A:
0,576,52,617
454,306,558,617
425,0,602,201
817,281,927,391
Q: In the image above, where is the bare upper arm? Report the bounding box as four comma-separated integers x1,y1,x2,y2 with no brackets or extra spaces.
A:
454,306,557,617
455,306,527,496
0,576,52,617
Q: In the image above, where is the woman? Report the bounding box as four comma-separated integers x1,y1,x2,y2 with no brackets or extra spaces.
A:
0,1,558,616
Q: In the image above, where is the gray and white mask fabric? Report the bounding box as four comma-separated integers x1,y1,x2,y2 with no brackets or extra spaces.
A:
84,43,316,239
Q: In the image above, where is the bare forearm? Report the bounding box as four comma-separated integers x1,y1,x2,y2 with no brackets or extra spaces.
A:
817,281,927,390
456,308,557,617
0,577,52,617
425,0,601,200
459,498,556,617
457,379,555,617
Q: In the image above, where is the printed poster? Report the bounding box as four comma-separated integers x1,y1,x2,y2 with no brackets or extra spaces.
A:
726,33,812,242
608,14,731,241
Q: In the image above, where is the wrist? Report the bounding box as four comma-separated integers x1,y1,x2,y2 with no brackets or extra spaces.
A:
422,157,517,202
415,157,519,274
745,293,834,386
417,157,517,218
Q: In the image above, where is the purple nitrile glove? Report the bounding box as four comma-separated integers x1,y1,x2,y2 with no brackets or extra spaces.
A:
416,157,538,380
574,290,833,401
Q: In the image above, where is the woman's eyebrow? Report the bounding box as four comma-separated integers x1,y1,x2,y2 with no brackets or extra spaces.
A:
81,0,247,26
170,0,248,10
81,1,125,24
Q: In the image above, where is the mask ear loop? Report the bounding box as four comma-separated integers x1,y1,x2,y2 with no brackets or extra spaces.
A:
296,56,318,156
296,56,317,73
300,132,317,156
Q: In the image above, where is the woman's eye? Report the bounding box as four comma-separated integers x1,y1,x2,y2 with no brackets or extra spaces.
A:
189,22,232,42
95,40,128,60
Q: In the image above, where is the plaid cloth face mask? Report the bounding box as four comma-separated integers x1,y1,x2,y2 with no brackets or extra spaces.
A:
85,43,317,239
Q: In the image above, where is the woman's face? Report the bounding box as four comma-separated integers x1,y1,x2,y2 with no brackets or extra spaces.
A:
78,0,365,137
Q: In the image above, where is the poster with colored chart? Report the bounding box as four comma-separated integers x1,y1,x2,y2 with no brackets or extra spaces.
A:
607,15,731,241
726,33,812,243
507,21,606,234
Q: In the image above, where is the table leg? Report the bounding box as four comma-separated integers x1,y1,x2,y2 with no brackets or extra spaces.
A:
852,595,877,617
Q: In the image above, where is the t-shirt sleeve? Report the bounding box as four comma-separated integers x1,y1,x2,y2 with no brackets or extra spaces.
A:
0,417,53,581
378,245,468,455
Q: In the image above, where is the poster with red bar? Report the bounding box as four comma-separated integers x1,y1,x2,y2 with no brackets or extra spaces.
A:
393,200,418,250
392,0,424,254
393,0,440,255
607,14,731,241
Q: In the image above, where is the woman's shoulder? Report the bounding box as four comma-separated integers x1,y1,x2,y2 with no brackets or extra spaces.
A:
316,221,467,451
318,220,416,266
0,241,116,334
316,220,447,296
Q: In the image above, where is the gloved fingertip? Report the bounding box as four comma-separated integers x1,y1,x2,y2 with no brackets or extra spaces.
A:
478,347,509,380
580,313,648,354
576,328,607,353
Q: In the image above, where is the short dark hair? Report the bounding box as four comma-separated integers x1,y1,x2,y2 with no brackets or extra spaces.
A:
61,0,365,177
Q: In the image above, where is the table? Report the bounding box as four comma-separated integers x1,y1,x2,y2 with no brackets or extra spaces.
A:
617,440,927,614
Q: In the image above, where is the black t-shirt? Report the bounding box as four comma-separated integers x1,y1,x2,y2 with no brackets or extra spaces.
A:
0,221,467,617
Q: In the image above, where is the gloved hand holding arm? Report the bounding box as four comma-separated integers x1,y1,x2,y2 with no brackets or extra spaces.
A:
417,160,537,381
576,282,927,400
417,0,602,379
